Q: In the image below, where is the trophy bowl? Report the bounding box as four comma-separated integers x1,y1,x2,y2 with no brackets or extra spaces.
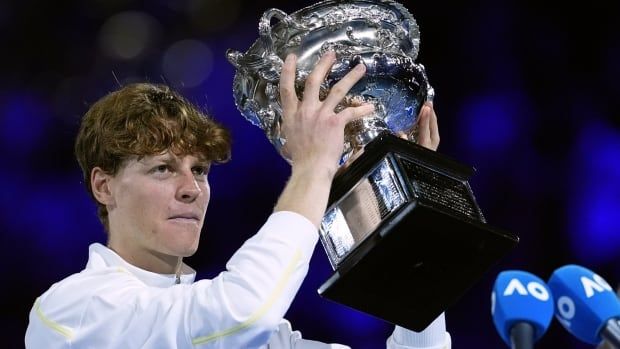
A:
228,0,519,331
227,0,434,163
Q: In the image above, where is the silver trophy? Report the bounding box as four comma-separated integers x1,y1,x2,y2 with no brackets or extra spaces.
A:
228,0,518,331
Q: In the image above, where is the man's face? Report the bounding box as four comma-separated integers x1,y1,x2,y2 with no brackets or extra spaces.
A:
106,152,211,260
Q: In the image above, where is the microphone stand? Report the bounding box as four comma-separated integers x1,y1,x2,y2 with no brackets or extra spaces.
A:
510,323,534,349
601,319,620,349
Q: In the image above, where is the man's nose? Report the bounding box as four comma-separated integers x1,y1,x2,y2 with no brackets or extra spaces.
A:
176,171,202,202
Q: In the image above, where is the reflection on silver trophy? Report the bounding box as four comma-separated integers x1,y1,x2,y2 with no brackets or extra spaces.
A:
228,0,518,331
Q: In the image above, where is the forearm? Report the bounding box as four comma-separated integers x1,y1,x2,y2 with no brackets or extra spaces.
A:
190,211,319,347
274,52,373,228
274,162,334,228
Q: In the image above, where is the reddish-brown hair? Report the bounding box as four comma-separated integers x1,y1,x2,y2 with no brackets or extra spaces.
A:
74,83,231,231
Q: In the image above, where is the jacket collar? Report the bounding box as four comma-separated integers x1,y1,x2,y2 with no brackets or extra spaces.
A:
85,243,196,287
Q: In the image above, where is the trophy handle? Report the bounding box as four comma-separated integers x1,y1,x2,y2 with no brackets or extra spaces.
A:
259,8,289,55
410,63,434,103
226,49,243,69
227,8,291,73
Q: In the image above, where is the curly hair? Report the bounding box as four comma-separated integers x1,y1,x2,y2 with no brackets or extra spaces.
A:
74,83,231,231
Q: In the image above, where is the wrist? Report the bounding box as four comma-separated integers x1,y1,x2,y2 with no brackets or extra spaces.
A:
291,159,338,182
274,160,336,228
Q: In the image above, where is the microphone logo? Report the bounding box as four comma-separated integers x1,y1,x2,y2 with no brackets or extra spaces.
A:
492,277,551,316
502,278,551,300
555,271,614,328
581,274,613,298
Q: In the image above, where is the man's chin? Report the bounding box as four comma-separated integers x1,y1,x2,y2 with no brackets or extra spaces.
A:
179,246,198,258
164,231,201,257
181,237,201,257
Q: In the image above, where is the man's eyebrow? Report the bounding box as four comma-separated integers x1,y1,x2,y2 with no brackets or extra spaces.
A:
138,154,176,165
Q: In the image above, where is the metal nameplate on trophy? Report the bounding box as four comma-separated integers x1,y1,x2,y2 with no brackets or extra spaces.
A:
227,0,519,331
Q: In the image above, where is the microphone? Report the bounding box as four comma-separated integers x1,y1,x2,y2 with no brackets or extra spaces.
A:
491,270,555,349
548,265,620,348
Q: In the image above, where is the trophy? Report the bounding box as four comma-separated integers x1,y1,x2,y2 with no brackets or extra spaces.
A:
227,0,518,331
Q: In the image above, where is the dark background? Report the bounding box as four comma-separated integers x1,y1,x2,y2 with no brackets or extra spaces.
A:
2,0,619,348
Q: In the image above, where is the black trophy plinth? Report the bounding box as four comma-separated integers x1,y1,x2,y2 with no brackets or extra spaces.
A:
317,132,519,331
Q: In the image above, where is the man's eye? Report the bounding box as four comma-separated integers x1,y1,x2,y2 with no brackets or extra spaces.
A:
154,165,170,173
192,166,209,176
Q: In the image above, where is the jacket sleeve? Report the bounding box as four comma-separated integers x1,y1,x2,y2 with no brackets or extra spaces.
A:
187,211,319,347
263,315,450,349
266,320,351,349
386,313,451,349
26,211,319,349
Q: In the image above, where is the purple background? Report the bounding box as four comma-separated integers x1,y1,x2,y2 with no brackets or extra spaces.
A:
2,0,619,348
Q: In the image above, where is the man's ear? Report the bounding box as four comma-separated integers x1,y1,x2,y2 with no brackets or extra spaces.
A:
91,167,114,206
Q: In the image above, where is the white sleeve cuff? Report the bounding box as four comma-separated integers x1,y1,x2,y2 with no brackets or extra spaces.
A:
387,313,451,349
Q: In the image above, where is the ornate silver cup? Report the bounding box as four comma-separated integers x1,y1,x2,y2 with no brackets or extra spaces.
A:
228,0,518,331
227,0,432,163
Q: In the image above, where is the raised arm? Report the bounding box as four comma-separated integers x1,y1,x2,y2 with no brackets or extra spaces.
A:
274,51,375,227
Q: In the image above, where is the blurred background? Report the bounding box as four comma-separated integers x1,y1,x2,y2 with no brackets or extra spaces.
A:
2,0,619,348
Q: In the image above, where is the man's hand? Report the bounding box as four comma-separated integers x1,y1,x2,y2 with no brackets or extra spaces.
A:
274,51,374,227
279,51,375,178
415,102,440,151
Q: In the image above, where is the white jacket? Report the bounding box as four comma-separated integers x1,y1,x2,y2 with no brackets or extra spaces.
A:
26,211,450,348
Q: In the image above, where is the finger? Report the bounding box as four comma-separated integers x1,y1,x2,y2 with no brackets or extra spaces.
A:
416,105,432,149
337,104,375,125
280,54,298,115
347,95,366,107
427,104,440,150
303,51,336,103
322,63,366,112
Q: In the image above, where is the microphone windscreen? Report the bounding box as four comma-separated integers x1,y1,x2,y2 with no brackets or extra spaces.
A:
491,270,554,346
548,264,620,345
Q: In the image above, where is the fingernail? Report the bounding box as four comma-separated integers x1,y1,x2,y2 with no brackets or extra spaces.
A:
355,64,366,72
286,53,296,62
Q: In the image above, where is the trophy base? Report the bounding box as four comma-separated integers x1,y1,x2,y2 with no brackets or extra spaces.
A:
317,133,518,331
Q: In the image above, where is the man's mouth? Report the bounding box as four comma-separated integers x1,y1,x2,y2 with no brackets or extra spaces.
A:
168,213,201,223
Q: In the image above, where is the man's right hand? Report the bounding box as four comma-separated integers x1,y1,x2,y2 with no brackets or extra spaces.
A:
274,51,374,227
279,51,375,178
